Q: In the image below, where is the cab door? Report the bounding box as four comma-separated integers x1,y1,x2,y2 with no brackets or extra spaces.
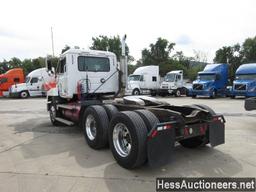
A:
27,77,42,96
139,75,146,89
175,74,183,88
57,57,69,97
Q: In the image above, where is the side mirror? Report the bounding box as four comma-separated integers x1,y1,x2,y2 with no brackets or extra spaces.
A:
46,58,55,74
46,59,52,72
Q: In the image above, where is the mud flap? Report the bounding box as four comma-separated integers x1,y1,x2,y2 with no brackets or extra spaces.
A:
209,119,225,147
147,127,175,167
245,97,256,111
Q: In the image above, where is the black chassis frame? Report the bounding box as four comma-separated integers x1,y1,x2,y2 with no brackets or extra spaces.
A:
48,96,225,167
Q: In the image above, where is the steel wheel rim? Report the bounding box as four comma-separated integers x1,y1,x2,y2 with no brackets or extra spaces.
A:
85,114,97,140
50,105,56,121
134,90,139,95
113,123,132,157
21,92,28,98
176,90,181,96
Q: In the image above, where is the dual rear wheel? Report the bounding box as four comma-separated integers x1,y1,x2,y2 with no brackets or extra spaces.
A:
82,105,159,169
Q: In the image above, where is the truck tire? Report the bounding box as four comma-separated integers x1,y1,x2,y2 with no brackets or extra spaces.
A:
192,94,196,98
103,104,119,120
210,89,217,99
132,88,140,95
49,99,62,126
109,111,148,169
82,105,109,149
150,90,157,96
175,89,181,97
20,91,29,98
135,109,159,131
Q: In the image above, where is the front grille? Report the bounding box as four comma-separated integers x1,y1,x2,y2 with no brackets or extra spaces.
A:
162,85,168,89
193,84,203,90
234,84,246,91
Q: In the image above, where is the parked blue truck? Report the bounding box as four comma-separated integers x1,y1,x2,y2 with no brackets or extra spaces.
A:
191,63,228,98
231,63,256,98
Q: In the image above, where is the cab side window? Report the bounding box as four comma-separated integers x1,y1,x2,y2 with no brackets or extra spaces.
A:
0,78,8,84
58,58,66,74
176,75,181,81
30,77,38,84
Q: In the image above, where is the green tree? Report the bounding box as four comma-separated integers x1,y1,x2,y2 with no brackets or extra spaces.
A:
9,57,22,68
141,38,175,65
241,36,256,63
214,44,242,81
90,35,131,61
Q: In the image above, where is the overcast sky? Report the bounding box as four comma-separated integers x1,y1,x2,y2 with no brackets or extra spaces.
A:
0,0,255,63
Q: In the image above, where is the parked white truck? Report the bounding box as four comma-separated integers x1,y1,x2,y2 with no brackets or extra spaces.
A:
9,68,54,98
125,65,160,95
151,70,187,96
45,47,225,169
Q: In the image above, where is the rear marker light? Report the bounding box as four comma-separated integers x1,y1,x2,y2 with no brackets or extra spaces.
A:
150,130,158,138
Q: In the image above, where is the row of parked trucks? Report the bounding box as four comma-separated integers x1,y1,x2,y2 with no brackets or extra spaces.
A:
126,63,256,99
1,62,256,100
0,67,54,98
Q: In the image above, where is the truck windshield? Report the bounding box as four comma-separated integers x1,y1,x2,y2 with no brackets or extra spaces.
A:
164,74,175,82
129,75,141,81
236,74,256,80
25,77,30,83
198,74,216,81
78,56,110,72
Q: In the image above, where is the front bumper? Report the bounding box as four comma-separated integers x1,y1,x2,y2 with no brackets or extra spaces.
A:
232,90,256,97
191,89,212,96
9,92,20,98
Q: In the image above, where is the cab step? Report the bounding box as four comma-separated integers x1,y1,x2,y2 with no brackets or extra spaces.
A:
57,104,74,110
55,117,74,126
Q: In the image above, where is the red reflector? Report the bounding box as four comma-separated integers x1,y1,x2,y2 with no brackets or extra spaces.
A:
151,130,158,138
164,124,172,129
200,126,206,134
184,128,189,136
213,117,220,121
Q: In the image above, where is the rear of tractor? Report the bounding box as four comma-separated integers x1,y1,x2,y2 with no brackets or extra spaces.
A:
48,96,225,169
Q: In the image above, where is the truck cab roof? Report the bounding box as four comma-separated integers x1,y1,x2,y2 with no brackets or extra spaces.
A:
236,63,256,75
61,48,116,58
167,70,183,74
199,63,228,74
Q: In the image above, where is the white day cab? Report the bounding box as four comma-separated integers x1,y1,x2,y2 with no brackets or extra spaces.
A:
125,65,160,95
45,47,225,169
9,67,54,98
151,70,187,97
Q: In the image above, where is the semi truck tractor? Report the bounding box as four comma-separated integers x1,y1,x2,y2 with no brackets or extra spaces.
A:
9,68,54,98
231,63,256,98
46,47,225,169
125,65,160,95
0,68,24,97
191,63,228,98
153,70,187,97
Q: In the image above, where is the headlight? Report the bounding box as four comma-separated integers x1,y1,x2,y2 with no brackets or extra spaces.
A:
249,87,256,92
